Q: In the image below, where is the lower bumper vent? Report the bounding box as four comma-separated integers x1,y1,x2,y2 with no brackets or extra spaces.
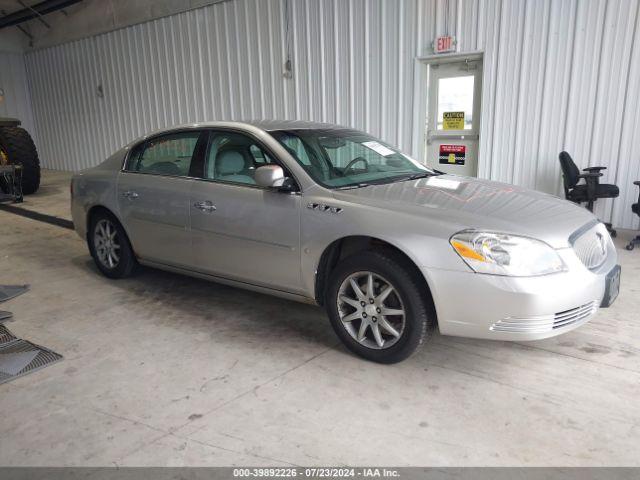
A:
491,301,598,333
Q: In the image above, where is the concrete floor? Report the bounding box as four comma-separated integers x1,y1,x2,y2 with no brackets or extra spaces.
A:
1,169,639,467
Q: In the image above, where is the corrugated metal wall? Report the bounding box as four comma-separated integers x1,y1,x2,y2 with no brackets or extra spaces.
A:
18,0,640,228
0,51,36,137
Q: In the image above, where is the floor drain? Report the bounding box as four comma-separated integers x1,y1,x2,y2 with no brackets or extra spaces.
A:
0,326,62,385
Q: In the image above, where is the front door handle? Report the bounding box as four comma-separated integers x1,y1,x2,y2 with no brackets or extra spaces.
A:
122,191,139,199
193,201,217,213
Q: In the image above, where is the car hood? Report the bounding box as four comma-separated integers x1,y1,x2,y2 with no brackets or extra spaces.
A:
331,175,596,248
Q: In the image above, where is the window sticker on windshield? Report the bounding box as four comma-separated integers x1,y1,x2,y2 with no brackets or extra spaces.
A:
362,141,395,157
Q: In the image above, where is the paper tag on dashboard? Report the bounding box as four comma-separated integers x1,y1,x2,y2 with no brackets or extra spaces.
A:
362,141,395,157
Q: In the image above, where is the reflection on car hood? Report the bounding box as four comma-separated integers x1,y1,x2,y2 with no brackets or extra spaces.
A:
331,175,595,248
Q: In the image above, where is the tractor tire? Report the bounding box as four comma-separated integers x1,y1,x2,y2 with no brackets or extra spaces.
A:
0,126,41,195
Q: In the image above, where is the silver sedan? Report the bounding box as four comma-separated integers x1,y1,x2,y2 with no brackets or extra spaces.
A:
71,120,620,363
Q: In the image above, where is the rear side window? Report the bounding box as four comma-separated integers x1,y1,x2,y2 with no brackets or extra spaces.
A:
126,131,200,177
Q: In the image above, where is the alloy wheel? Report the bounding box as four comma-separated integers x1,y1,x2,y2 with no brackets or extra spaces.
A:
336,271,406,349
94,219,121,269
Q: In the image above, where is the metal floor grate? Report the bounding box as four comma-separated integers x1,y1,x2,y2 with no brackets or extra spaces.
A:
0,326,62,385
0,285,29,303
0,324,17,346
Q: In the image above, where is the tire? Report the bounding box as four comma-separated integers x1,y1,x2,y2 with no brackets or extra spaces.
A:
87,211,137,279
325,250,433,364
0,126,41,195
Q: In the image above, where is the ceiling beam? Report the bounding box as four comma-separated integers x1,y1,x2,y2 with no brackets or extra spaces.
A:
0,0,82,29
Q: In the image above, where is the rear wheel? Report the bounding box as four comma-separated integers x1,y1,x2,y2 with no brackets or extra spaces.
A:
325,250,432,364
0,126,40,194
88,211,137,279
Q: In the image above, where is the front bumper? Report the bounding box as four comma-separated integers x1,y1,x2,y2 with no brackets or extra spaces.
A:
422,246,618,341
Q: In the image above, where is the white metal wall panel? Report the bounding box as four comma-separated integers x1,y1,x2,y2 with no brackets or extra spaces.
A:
612,1,640,229
19,0,640,228
0,51,36,139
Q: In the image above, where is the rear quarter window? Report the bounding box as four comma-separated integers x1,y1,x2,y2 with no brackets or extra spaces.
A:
125,132,200,176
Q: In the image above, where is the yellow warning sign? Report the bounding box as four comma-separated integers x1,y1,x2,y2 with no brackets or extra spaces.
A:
443,111,465,130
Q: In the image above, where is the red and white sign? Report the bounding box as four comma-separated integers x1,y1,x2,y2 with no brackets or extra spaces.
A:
434,35,456,54
439,144,466,165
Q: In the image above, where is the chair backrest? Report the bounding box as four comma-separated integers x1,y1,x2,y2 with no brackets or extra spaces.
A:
558,151,580,194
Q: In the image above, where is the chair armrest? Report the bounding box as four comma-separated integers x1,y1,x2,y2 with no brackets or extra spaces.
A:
583,166,607,172
578,172,602,199
578,172,603,179
634,181,640,186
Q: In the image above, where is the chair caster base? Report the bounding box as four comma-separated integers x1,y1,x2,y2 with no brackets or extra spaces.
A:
626,236,640,251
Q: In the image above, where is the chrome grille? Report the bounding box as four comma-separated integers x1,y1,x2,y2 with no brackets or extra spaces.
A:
552,301,598,328
571,222,611,270
491,301,598,333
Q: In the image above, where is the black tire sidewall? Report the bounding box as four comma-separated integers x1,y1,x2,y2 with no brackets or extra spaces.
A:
88,212,136,279
325,251,429,364
0,126,40,195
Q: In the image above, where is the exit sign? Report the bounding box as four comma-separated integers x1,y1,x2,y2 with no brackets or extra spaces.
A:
434,35,456,54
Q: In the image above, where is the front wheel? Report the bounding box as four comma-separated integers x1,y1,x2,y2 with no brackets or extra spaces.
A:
88,212,137,279
325,250,433,364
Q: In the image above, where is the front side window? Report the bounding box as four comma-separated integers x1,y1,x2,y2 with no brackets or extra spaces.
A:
271,129,435,188
127,131,200,176
204,131,278,186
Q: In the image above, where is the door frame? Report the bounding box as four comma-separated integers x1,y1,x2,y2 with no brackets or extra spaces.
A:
412,51,485,174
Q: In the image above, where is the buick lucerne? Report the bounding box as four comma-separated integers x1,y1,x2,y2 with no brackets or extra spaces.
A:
71,121,620,363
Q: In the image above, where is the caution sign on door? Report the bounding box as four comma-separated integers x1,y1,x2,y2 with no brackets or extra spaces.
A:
443,111,465,130
439,144,466,165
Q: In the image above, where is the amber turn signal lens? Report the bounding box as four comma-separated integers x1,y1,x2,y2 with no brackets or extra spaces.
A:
451,240,485,262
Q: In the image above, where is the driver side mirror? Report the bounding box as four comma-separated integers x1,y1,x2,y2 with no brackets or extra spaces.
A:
255,165,297,192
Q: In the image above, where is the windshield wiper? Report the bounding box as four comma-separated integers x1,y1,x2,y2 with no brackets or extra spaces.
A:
365,172,436,186
334,172,436,189
335,182,371,190
404,172,437,180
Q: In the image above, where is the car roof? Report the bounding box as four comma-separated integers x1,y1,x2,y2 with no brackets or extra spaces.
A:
126,120,359,149
238,119,350,131
148,119,353,135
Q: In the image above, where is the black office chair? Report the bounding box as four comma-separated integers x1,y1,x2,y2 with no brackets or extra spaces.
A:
558,151,619,237
625,181,640,250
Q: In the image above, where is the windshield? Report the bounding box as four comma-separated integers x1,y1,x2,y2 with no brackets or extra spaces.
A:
270,129,436,188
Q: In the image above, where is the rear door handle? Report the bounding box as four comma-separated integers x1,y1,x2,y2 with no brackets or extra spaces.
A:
193,201,217,213
122,191,139,199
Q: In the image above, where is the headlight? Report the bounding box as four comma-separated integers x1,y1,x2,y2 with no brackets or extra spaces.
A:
450,230,566,276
